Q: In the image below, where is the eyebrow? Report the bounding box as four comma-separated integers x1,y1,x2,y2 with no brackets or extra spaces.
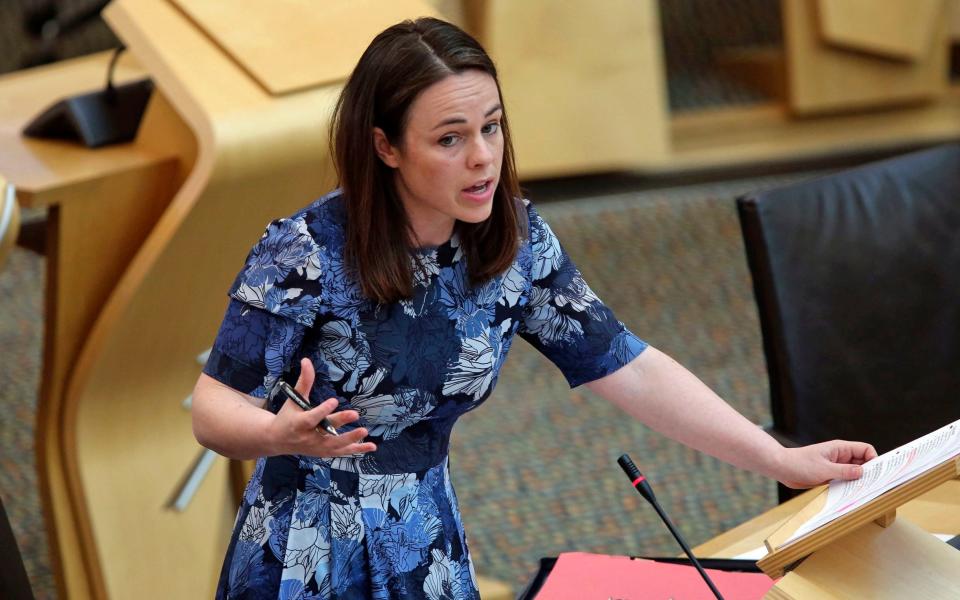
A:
431,104,503,130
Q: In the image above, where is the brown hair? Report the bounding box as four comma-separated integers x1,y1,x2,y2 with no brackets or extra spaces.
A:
331,17,524,304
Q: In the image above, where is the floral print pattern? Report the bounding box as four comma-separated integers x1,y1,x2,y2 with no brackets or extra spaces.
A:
203,190,647,598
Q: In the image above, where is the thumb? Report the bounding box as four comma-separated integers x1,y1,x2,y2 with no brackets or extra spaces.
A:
834,462,864,481
295,357,315,397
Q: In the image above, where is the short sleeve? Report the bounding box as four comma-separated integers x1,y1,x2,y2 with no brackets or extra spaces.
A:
202,216,323,400
517,204,647,387
202,299,307,400
228,216,323,327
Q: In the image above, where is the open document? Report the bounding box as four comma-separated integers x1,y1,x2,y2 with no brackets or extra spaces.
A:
784,418,960,546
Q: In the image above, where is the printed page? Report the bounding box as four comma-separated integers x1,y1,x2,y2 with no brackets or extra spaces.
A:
784,418,960,545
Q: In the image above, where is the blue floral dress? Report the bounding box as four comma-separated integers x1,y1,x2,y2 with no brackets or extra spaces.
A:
203,190,647,599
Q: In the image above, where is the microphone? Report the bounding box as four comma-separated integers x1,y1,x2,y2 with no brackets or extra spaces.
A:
618,454,725,600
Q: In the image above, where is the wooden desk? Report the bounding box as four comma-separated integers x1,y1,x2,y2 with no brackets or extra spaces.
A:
0,50,192,597
694,480,960,559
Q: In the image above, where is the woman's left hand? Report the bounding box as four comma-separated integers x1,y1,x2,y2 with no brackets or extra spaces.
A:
775,440,878,489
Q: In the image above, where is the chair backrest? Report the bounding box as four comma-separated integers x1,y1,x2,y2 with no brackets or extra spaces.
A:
738,144,960,453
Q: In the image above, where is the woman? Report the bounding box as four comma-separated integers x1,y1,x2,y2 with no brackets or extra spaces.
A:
192,17,876,600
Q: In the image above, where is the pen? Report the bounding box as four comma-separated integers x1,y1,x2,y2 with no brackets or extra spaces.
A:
276,380,339,436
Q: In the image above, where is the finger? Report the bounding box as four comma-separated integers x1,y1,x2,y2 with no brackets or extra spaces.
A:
342,427,369,445
828,440,876,464
319,426,367,449
325,409,361,429
345,441,377,455
843,441,878,463
306,440,376,458
295,357,316,396
329,429,375,455
304,398,339,427
835,463,864,481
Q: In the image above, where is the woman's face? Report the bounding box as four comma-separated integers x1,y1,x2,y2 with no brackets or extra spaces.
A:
374,70,504,246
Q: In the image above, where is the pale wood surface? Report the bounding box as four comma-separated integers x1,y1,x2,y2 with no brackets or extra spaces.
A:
663,88,960,173
771,518,960,599
698,480,960,598
758,459,960,577
817,0,945,62
951,0,960,40
48,155,183,598
0,51,190,597
873,509,896,528
782,0,949,115
897,480,960,533
695,479,960,560
481,0,670,178
476,576,513,600
170,0,439,95
0,52,175,207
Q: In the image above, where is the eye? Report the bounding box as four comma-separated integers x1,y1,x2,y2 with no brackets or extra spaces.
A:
438,134,460,147
481,121,500,135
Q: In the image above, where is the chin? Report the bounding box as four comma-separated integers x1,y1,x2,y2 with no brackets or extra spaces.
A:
458,205,494,224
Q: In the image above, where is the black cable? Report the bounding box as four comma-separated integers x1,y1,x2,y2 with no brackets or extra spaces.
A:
105,45,126,100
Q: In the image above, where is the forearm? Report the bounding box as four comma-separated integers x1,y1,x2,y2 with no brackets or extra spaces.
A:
587,346,786,480
192,373,277,460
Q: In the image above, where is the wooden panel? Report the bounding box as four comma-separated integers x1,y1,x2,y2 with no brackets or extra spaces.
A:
898,480,960,533
0,54,192,598
695,480,960,560
169,0,439,95
664,88,960,174
783,0,949,115
772,518,960,599
66,0,335,596
817,0,945,61
481,0,669,178
950,0,960,40
758,459,960,578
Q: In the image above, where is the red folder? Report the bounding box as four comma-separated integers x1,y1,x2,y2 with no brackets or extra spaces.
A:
536,552,776,600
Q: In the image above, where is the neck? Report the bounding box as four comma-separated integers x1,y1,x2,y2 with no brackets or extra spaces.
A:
395,183,455,247
408,219,455,248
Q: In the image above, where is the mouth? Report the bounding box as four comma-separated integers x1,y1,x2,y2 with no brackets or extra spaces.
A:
463,179,493,194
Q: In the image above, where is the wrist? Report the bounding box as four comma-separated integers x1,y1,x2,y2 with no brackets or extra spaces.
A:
260,412,284,457
763,443,791,482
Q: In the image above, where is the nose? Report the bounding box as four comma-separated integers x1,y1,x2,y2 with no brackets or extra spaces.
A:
467,135,494,169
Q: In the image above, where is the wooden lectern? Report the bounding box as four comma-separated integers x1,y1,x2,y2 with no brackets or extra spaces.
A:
758,457,960,599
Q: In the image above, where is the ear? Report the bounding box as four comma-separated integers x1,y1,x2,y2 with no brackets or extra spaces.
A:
372,127,401,169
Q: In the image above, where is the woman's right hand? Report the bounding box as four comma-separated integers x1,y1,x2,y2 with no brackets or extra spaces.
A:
266,358,377,458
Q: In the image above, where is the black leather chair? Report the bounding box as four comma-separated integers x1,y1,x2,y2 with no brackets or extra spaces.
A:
737,144,960,502
0,494,34,600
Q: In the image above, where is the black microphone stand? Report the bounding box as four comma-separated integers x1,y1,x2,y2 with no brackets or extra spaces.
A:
618,454,725,600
